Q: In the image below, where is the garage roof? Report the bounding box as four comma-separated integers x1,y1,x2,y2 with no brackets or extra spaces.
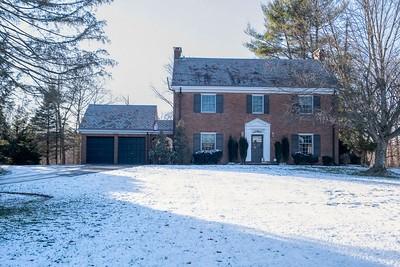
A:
79,105,172,133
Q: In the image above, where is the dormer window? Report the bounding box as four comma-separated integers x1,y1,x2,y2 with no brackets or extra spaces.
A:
201,94,216,113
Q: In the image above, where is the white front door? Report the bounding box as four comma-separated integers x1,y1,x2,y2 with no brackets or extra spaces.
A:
245,119,271,162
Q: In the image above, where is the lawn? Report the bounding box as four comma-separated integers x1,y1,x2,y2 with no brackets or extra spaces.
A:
0,165,399,266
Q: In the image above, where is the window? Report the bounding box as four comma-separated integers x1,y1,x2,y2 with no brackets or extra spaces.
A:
201,133,216,151
252,95,264,114
201,94,216,113
299,95,313,114
299,134,313,154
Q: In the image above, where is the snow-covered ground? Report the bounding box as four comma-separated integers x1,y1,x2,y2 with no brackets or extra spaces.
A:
0,165,399,266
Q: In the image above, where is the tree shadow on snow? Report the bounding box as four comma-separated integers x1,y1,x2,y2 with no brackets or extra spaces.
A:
0,170,396,267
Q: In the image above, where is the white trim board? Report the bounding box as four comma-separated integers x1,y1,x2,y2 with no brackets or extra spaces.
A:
171,86,335,95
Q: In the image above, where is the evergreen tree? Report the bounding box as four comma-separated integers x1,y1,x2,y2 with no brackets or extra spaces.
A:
274,141,282,163
7,107,41,165
245,0,345,59
173,120,190,164
239,136,249,164
32,89,58,165
0,107,10,164
150,131,175,165
281,137,290,163
228,136,239,163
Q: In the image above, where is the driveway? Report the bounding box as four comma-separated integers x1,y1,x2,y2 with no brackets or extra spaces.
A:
0,165,127,185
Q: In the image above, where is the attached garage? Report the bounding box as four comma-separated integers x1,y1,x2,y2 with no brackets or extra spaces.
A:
118,137,145,164
78,104,173,165
86,136,114,164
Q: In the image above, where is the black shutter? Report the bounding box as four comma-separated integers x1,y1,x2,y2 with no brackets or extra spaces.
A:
264,95,270,114
193,94,201,113
216,95,224,113
291,134,299,154
193,133,201,152
216,133,224,151
314,134,321,157
314,95,321,111
247,95,252,113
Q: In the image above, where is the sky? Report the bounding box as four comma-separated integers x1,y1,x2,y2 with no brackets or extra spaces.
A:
97,0,265,115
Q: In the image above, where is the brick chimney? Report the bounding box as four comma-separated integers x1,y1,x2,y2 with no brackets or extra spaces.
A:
174,47,182,59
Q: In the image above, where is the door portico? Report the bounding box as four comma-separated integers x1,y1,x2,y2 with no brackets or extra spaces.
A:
245,118,271,162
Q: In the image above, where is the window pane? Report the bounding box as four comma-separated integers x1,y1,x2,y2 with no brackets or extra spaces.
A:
252,95,263,113
299,135,313,154
201,95,216,112
201,134,216,150
299,96,313,114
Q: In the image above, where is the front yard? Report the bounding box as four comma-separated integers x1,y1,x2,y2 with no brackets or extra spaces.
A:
0,165,399,266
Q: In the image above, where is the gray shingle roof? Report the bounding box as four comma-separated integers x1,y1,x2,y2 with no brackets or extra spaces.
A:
172,57,337,88
156,120,173,131
79,104,158,131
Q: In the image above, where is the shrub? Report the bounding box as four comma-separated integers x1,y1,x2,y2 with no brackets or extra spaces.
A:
281,137,290,163
274,141,282,163
192,150,223,164
228,136,238,162
238,136,249,164
149,132,175,164
339,153,350,165
292,152,319,165
322,156,334,166
173,120,190,164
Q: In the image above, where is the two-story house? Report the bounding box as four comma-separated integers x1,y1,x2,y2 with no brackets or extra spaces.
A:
171,47,338,164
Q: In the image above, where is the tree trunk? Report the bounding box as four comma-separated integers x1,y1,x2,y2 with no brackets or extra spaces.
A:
364,140,390,176
46,128,50,165
373,140,387,169
60,125,66,164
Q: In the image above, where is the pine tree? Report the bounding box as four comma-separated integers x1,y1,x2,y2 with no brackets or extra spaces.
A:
32,90,58,165
0,107,10,164
8,107,41,165
245,0,344,59
173,120,190,164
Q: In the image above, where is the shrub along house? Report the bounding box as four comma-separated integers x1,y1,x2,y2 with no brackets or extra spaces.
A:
171,47,339,164
79,104,172,164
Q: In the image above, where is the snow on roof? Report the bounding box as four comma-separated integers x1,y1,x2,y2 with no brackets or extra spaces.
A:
172,57,337,88
156,120,173,131
79,104,158,131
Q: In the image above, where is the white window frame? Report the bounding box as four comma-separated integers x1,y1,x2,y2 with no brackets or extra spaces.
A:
298,95,314,114
298,133,314,154
201,93,216,113
252,94,264,114
200,132,217,151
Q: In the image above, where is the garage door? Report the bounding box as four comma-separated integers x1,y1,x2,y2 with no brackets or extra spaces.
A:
118,137,146,164
86,137,114,164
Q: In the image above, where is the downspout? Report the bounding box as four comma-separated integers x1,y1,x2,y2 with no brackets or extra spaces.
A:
146,132,149,164
178,87,182,122
332,88,337,164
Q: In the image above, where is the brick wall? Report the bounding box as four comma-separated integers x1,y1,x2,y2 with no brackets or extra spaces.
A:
174,92,338,164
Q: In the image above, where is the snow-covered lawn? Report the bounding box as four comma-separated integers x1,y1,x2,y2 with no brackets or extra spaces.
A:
0,165,399,266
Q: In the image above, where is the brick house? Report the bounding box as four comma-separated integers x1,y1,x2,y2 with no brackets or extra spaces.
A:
79,104,172,164
171,47,339,164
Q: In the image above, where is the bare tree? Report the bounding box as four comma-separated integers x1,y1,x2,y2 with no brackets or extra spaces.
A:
326,0,400,175
151,61,174,109
0,0,113,96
